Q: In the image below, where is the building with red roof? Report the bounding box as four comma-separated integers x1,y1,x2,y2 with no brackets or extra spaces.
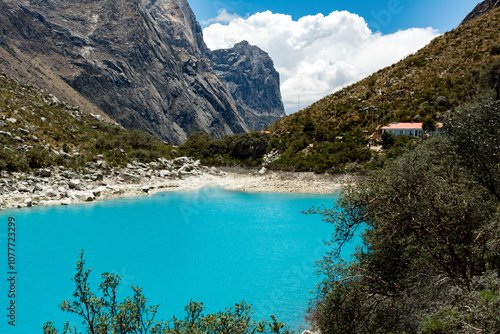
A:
381,122,443,137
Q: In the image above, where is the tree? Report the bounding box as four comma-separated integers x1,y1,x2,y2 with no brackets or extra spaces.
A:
306,133,499,333
446,98,500,201
381,131,395,148
45,251,293,334
422,118,437,134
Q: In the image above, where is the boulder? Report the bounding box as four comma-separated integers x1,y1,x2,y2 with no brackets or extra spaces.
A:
119,172,140,183
18,184,30,192
61,171,74,179
159,170,172,178
75,192,95,202
68,179,82,190
174,157,192,165
96,160,109,169
44,188,57,197
39,168,52,177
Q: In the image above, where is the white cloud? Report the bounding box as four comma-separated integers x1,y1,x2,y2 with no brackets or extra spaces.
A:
201,8,242,26
203,11,440,114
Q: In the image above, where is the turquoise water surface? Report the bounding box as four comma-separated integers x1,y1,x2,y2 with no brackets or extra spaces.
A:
0,187,353,333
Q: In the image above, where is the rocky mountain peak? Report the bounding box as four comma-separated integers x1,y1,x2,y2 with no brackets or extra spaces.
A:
460,0,500,25
210,41,286,130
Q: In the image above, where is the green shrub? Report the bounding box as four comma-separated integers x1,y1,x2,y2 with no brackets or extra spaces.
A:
0,148,27,171
26,145,53,169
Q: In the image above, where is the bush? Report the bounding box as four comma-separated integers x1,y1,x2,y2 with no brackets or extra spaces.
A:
489,44,500,56
26,145,53,169
230,131,268,160
382,131,395,149
0,148,27,171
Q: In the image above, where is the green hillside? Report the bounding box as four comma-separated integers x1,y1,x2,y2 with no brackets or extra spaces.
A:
266,7,500,172
0,72,176,172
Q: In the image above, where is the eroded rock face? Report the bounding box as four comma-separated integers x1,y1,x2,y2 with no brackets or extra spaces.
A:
211,41,286,130
460,0,500,26
0,0,249,144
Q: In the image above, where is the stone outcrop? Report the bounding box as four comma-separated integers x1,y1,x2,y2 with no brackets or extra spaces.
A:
0,156,227,209
0,0,251,144
460,0,500,26
211,41,286,130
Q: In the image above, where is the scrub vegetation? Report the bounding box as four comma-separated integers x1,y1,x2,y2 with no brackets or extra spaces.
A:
0,72,177,172
306,99,500,333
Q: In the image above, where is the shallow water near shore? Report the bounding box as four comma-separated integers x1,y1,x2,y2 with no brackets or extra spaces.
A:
0,187,356,332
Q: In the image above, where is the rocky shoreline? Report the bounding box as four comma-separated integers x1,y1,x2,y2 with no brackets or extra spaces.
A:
0,157,353,210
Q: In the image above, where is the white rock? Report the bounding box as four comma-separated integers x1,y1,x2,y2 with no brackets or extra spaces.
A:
119,172,140,183
45,188,56,197
259,167,267,175
75,192,95,202
68,179,82,190
39,169,52,177
159,170,172,178
24,198,33,207
18,184,30,192
92,187,107,197
174,157,191,165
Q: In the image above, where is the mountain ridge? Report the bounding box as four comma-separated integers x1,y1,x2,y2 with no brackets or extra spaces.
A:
0,0,284,144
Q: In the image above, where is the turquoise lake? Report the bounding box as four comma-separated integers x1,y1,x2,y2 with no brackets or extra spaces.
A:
0,187,354,333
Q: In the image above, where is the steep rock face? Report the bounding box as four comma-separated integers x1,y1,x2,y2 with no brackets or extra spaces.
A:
143,0,209,56
211,41,286,130
0,0,248,144
460,0,500,25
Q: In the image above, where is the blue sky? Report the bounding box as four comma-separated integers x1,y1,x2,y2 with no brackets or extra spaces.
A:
191,0,479,34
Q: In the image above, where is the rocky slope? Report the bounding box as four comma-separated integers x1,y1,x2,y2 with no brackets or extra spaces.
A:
0,0,264,144
211,41,286,130
460,0,500,25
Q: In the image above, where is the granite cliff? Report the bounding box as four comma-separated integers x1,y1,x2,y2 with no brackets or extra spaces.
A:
0,0,284,144
211,41,286,130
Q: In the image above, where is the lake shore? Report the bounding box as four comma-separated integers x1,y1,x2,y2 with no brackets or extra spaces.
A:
0,158,355,210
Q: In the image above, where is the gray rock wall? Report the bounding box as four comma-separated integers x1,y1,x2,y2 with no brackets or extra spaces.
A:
211,41,286,130
0,0,249,144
